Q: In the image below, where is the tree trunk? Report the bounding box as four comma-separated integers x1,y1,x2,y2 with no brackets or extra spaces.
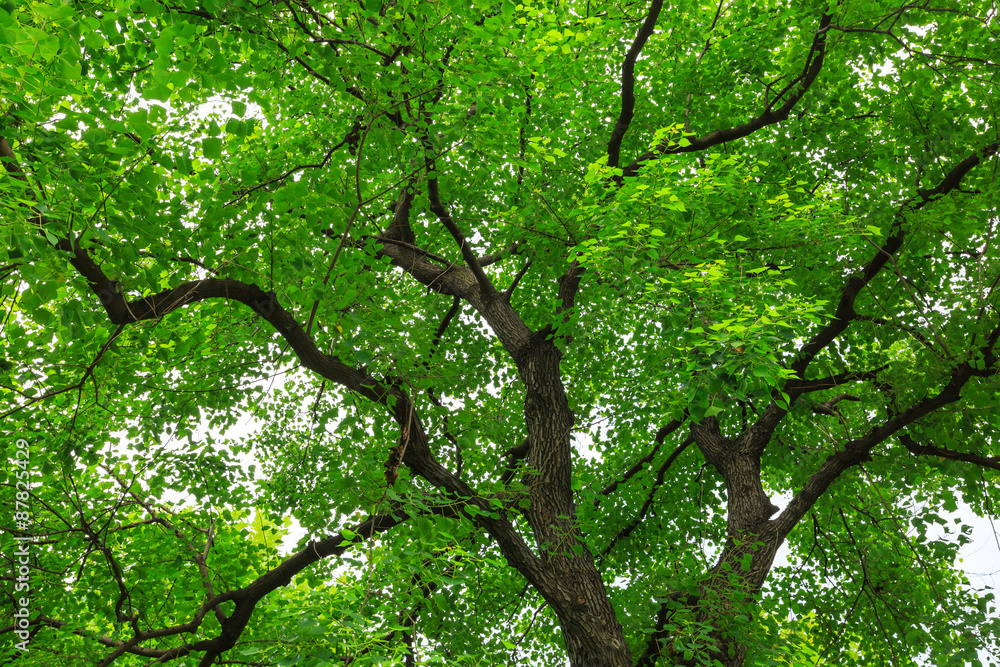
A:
517,335,633,667
690,532,782,667
684,419,785,667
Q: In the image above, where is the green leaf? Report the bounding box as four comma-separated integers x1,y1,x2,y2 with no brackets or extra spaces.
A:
202,137,223,160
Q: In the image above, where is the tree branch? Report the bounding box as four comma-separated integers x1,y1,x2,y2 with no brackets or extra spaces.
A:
621,13,832,179
505,256,532,300
598,435,692,562
789,142,998,385
425,169,498,299
784,366,887,394
775,320,1000,538
597,419,683,501
898,433,1000,472
224,120,360,206
606,0,664,170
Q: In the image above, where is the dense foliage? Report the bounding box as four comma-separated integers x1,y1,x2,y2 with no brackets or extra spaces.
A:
2,0,999,665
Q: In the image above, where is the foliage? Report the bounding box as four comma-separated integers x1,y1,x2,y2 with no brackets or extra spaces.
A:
1,0,999,665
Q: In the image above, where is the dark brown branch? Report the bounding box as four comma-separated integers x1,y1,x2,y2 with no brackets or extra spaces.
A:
376,232,535,358
4,617,170,659
635,590,702,667
553,261,586,347
898,433,1000,472
345,552,465,665
621,14,832,179
856,314,942,356
173,255,219,276
426,175,498,299
283,0,393,65
28,509,411,665
371,235,456,268
477,242,519,268
384,179,418,245
320,38,393,62
0,136,28,180
137,250,219,276
785,366,887,394
811,393,861,417
790,142,999,389
498,439,530,485
504,257,532,300
225,121,360,206
606,0,664,170
430,296,461,358
415,98,499,299
192,508,414,665
597,420,682,501
557,261,585,315
0,261,20,282
826,23,997,68
597,435,693,562
425,296,463,473
775,320,1000,538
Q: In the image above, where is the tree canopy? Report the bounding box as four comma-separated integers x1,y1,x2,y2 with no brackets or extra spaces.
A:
2,0,1000,665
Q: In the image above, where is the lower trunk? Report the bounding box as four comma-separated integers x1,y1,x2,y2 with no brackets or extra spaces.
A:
683,529,783,667
516,338,633,666
539,546,634,667
678,420,786,666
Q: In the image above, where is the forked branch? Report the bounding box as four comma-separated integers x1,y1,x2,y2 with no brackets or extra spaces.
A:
620,13,832,179
775,321,1000,538
606,0,664,170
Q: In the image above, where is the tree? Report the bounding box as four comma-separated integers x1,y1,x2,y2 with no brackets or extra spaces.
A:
1,0,999,664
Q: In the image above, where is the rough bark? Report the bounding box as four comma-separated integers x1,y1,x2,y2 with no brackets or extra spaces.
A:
517,338,632,667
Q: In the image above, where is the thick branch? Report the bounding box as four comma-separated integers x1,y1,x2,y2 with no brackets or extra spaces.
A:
79,273,540,559
2,116,548,622
376,226,535,359
789,142,999,385
383,179,418,245
606,0,664,169
899,433,1000,472
775,321,1000,538
416,105,499,299
426,175,498,299
621,14,832,179
39,510,409,665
